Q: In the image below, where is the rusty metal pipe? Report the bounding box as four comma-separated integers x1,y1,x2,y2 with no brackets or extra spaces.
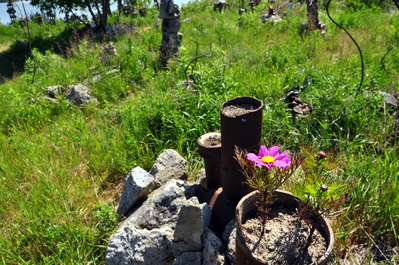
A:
220,96,263,203
197,132,222,189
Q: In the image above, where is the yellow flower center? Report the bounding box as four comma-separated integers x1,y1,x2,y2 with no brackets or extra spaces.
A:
261,156,275,164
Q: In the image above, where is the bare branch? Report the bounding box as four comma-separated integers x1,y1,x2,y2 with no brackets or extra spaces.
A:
184,40,212,82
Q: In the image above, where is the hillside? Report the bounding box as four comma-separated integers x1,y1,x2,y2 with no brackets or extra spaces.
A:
0,0,399,263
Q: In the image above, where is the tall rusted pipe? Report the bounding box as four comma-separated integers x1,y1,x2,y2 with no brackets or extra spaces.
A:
220,96,263,203
197,132,222,189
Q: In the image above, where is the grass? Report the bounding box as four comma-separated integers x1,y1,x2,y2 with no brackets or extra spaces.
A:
0,0,399,264
0,42,12,52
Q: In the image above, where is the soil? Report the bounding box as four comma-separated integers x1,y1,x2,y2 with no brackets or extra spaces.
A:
203,135,221,147
240,204,327,265
221,103,258,118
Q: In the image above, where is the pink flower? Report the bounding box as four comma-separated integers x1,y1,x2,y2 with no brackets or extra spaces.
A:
247,146,291,171
320,184,328,191
317,151,327,158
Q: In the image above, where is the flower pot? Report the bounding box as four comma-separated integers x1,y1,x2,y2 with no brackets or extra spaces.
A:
235,190,334,265
197,132,222,189
220,96,263,203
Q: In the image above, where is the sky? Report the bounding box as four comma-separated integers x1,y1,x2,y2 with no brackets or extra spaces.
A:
0,0,194,25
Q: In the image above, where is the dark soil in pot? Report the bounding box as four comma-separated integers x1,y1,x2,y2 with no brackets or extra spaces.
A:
240,204,327,265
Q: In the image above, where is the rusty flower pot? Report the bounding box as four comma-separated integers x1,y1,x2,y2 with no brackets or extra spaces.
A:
235,190,334,265
197,132,222,189
220,96,264,203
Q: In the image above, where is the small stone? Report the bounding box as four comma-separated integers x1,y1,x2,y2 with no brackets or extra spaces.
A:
267,244,275,251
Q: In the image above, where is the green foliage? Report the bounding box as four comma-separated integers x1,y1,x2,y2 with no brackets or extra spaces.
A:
342,148,399,244
0,24,25,43
345,0,390,11
25,48,65,83
95,205,118,233
294,147,352,214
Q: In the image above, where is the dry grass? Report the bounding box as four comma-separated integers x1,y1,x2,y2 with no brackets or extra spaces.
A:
0,42,11,53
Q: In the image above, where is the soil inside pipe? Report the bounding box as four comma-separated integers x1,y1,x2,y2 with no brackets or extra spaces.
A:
221,103,259,117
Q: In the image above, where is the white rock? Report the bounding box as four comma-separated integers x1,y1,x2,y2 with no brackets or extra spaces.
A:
117,166,154,217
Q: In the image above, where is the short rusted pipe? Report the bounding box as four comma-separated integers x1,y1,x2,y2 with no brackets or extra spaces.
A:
197,132,222,189
220,96,263,203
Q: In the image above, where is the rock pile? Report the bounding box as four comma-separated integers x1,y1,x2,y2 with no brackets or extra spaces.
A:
45,69,121,107
105,149,236,265
45,83,98,107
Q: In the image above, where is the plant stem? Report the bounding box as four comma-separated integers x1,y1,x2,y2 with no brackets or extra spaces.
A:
303,220,319,253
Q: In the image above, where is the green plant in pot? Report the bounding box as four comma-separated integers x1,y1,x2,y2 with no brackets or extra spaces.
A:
234,145,349,265
294,148,353,262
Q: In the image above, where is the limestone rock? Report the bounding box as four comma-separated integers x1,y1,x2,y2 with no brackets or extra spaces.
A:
176,79,195,89
379,91,398,108
202,227,225,265
201,202,212,228
150,149,188,190
171,196,204,257
105,226,175,265
223,218,236,265
117,166,155,218
82,69,120,85
66,83,98,106
172,252,203,265
121,179,186,230
106,149,229,265
101,42,117,56
45,85,65,98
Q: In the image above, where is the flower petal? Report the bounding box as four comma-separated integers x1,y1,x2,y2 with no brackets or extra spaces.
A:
256,162,268,167
258,146,269,157
273,160,291,168
247,153,261,164
269,146,280,157
248,145,291,170
275,151,290,162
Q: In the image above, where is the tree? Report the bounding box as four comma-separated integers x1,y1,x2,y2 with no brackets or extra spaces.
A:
30,0,115,32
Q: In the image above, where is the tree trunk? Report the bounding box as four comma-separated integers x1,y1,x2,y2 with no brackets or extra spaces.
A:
92,0,106,32
85,0,100,29
306,0,319,30
102,0,109,29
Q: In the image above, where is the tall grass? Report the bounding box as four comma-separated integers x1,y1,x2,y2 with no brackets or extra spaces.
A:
1,0,399,263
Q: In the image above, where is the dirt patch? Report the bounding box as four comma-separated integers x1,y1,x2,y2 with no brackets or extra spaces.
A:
240,204,327,264
221,103,258,118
